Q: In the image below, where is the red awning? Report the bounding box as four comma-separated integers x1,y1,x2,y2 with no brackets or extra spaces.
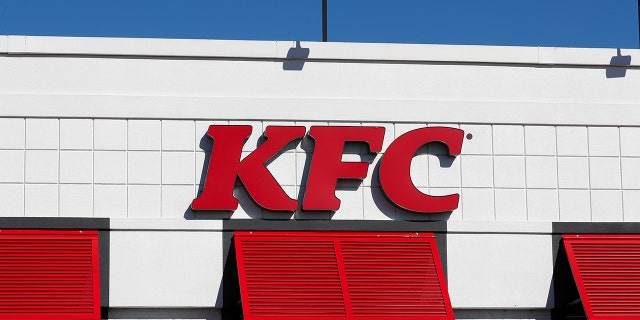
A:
0,229,101,320
564,234,640,320
235,231,454,320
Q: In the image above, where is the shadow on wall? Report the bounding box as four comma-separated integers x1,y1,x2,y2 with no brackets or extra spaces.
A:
606,48,631,78
454,310,552,320
283,41,310,71
550,236,586,320
221,232,242,320
107,308,219,320
184,133,232,220
187,130,457,221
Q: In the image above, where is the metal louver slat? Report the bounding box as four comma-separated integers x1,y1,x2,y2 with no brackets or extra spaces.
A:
235,231,453,320
564,234,640,320
0,230,100,320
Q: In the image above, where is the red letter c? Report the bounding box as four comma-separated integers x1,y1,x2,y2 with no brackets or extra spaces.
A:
379,127,464,213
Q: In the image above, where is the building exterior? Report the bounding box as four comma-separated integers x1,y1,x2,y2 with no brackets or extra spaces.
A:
0,35,640,320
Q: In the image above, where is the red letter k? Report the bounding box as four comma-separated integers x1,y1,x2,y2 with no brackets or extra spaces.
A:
191,125,305,212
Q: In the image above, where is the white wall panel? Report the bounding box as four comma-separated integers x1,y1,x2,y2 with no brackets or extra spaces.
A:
429,154,461,188
525,157,558,189
526,189,559,222
447,233,554,308
60,119,93,150
0,118,25,149
109,231,223,308
0,150,24,183
525,126,556,156
492,126,525,155
94,185,127,218
128,151,161,184
461,155,493,188
559,189,591,222
622,158,640,189
557,157,590,189
461,125,492,155
59,184,93,217
588,127,620,156
590,157,622,189
94,151,127,184
162,152,195,185
94,119,127,150
24,150,58,183
24,184,57,216
591,190,624,221
624,190,640,221
128,120,161,151
620,127,640,156
59,151,93,183
25,118,58,150
557,127,588,156
162,120,195,151
461,188,495,221
0,184,24,217
161,185,195,219
495,189,527,221
128,185,161,218
494,156,526,188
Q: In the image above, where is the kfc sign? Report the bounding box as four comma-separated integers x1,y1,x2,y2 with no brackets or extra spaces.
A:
192,126,463,213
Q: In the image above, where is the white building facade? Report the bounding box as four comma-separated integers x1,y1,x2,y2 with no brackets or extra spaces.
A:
1,36,640,320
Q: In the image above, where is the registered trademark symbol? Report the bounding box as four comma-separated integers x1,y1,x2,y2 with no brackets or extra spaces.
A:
466,133,473,140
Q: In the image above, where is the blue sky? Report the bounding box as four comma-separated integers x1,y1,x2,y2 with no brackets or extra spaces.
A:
0,0,638,48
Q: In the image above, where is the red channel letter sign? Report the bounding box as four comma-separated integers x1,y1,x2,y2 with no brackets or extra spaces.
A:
192,125,464,213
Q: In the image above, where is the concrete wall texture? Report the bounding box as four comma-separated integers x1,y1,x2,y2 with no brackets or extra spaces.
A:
1,36,639,319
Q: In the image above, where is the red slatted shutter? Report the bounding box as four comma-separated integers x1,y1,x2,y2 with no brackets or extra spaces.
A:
235,231,454,320
340,236,453,319
0,230,101,320
564,234,640,320
236,235,347,318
